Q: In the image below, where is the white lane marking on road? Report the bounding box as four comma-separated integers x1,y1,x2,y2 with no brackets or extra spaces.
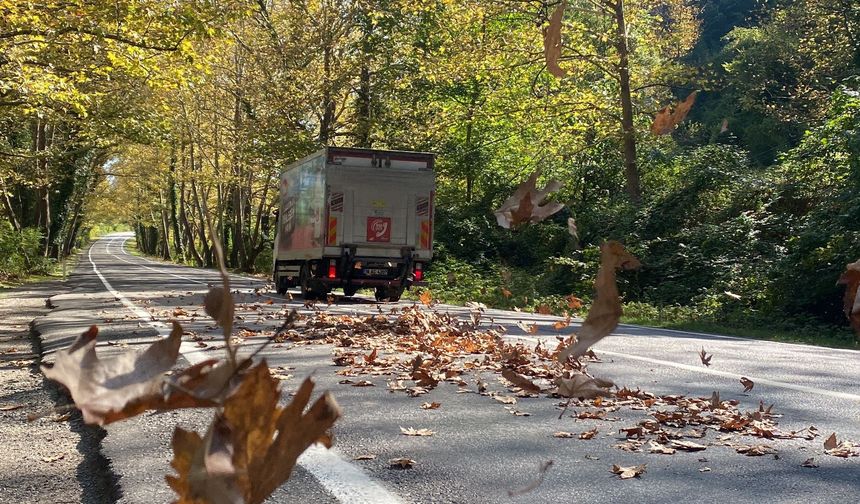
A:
507,334,860,402
88,240,217,362
88,237,404,504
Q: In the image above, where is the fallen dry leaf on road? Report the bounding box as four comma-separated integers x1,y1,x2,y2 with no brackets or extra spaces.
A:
400,427,434,437
611,464,646,479
740,377,754,392
735,444,776,456
41,454,65,463
801,457,818,468
669,440,707,452
493,394,517,405
553,431,575,438
420,402,441,410
354,454,376,461
501,368,541,394
166,363,340,504
579,428,598,440
558,241,640,361
648,441,676,455
389,458,416,469
698,348,712,367
0,404,24,411
494,169,564,229
555,372,613,399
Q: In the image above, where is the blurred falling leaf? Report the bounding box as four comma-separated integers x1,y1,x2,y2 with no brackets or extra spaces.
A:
567,217,578,239
651,91,698,135
508,460,553,497
837,260,860,341
558,241,640,361
204,286,235,332
419,290,433,307
565,295,583,310
494,169,564,229
543,2,567,78
740,377,754,392
699,348,712,367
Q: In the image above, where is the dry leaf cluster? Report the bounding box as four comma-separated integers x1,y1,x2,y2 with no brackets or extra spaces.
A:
40,238,340,503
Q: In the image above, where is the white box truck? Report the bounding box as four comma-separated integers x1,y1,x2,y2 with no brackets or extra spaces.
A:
272,147,435,301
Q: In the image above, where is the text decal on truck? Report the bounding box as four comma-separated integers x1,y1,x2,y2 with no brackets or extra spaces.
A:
367,217,391,242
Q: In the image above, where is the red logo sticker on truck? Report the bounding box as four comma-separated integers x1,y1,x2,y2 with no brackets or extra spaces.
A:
367,217,391,242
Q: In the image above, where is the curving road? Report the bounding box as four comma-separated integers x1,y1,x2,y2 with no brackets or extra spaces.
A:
33,233,860,504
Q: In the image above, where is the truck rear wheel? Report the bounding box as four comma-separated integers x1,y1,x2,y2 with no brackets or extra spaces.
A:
374,286,403,303
300,262,323,300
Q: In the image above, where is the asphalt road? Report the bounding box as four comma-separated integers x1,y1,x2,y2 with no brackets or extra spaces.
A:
32,234,860,503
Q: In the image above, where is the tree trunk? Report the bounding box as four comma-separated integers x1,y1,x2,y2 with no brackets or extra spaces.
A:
613,0,641,204
168,143,183,259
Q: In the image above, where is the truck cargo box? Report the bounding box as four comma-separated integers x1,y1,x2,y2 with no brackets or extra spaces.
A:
273,147,435,301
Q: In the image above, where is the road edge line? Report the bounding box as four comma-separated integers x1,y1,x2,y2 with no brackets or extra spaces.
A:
88,237,405,504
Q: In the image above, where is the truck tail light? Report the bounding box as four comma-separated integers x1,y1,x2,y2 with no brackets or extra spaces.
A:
328,260,337,279
414,263,423,281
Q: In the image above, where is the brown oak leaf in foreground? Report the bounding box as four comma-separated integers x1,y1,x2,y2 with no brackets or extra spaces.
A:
166,362,340,504
837,259,860,341
558,241,641,361
41,323,192,425
494,169,564,229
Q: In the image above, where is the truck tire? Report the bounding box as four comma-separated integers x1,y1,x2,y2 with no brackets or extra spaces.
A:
300,262,320,300
374,286,403,303
343,285,358,297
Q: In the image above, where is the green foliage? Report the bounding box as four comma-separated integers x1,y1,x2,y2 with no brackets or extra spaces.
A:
0,223,53,280
766,87,860,322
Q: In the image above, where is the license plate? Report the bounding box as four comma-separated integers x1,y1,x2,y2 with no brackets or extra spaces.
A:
363,268,388,276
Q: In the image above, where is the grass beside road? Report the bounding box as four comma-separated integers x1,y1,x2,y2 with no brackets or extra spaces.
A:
621,312,858,350
0,250,80,295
